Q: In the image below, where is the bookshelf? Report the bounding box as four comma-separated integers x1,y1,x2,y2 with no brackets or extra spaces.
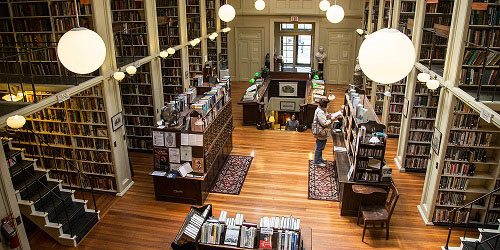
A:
342,91,387,183
187,0,203,81
111,0,149,67
387,77,406,137
206,0,217,64
12,84,118,192
120,63,155,151
219,0,228,70
157,0,183,103
0,0,97,85
370,0,380,33
402,70,440,173
458,0,500,102
432,98,500,226
399,0,416,28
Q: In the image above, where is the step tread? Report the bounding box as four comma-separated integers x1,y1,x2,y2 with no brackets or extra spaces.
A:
14,170,46,191
5,149,22,160
39,191,72,215
9,160,35,177
463,239,500,250
24,181,58,204
48,201,85,226
64,212,98,242
481,232,500,243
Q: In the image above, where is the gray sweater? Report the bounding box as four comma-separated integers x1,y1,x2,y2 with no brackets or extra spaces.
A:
314,107,332,140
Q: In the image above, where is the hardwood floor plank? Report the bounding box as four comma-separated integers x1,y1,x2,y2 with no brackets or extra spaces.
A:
28,82,470,250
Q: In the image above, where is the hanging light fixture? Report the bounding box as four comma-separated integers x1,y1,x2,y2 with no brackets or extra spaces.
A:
167,47,176,55
126,65,137,75
359,28,415,84
255,0,265,11
319,0,330,11
384,90,391,97
57,0,106,74
113,71,125,81
159,51,169,59
6,115,26,129
218,4,236,22
426,78,440,90
326,2,344,24
222,27,231,33
356,29,364,35
417,72,431,82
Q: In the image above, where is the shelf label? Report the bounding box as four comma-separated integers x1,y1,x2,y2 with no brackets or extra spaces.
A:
480,109,493,123
56,92,70,103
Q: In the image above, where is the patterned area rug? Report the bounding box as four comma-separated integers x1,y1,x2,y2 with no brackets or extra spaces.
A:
210,155,253,195
308,160,340,201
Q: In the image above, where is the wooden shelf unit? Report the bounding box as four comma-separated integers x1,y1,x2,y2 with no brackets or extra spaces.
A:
157,0,183,104
458,0,500,102
342,92,387,183
387,77,406,137
0,0,97,86
218,0,228,70
433,98,500,225
205,0,217,64
187,0,203,81
12,84,118,192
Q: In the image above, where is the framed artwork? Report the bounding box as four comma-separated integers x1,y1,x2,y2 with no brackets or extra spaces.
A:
431,127,442,154
280,101,296,111
111,112,124,132
279,82,298,97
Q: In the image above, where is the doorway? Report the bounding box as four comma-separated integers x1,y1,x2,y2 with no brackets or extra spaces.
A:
236,28,264,81
275,23,314,73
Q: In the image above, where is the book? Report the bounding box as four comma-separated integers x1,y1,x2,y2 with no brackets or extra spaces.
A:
224,225,240,246
259,227,273,249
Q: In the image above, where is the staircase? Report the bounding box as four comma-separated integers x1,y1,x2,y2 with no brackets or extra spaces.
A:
444,221,500,250
2,138,100,247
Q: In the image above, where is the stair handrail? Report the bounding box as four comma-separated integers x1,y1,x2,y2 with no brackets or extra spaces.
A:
444,186,500,249
13,128,98,212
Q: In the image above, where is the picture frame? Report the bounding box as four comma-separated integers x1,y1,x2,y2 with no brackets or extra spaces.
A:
279,82,298,97
280,101,296,111
111,112,124,132
431,127,442,154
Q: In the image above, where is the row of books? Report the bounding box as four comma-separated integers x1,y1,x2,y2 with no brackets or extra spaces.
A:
111,0,145,10
80,162,115,176
125,116,155,127
448,131,494,147
410,120,434,130
128,138,154,150
412,107,437,118
439,176,469,191
74,150,111,163
126,126,152,137
74,137,110,150
51,171,117,191
124,106,154,116
434,208,468,224
461,68,498,86
51,1,92,16
70,125,108,138
69,98,104,110
442,162,476,176
387,126,400,135
414,95,439,106
466,30,499,48
463,50,500,66
68,111,106,124
409,131,433,141
10,2,50,16
358,148,384,158
388,114,401,123
470,8,500,26
405,157,429,170
31,109,66,122
437,191,466,206
445,148,488,162
452,113,480,129
407,144,430,155
355,172,379,182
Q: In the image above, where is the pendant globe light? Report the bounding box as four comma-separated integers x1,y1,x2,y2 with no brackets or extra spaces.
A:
113,71,125,81
255,0,265,11
7,115,26,130
417,72,431,82
319,0,330,11
167,47,176,55
57,0,106,74
426,79,440,90
218,4,236,22
359,28,415,84
326,2,344,24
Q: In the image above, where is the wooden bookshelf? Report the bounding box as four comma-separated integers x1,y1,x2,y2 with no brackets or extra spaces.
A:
0,0,97,85
433,98,500,225
120,64,155,151
187,0,203,81
12,84,118,192
111,0,149,67
387,77,406,137
458,0,500,102
219,0,228,70
342,92,387,183
205,0,217,64
157,0,183,104
402,70,440,173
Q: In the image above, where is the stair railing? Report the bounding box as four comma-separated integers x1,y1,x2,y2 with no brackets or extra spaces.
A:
444,186,500,249
17,128,99,212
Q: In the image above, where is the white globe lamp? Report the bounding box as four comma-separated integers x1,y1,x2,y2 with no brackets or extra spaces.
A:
159,51,168,59
326,5,344,24
167,47,176,55
255,0,265,11
359,28,416,84
218,4,236,22
126,65,137,75
356,28,364,35
417,72,431,82
7,115,26,129
57,27,106,74
212,32,219,38
113,71,125,81
426,79,440,90
319,0,330,11
222,27,231,33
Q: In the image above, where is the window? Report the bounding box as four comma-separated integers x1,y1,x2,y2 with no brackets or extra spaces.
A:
298,24,312,31
297,35,311,64
281,36,294,64
280,23,294,31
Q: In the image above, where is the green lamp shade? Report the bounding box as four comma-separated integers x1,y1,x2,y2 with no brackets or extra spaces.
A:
313,75,319,79
249,78,255,83
254,72,259,77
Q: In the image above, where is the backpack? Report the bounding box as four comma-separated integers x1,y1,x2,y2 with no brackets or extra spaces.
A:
312,110,330,138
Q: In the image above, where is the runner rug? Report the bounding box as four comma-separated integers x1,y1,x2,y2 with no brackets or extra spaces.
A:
210,155,253,195
308,160,340,201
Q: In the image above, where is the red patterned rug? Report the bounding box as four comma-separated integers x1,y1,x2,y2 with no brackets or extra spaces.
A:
210,155,253,195
308,160,339,201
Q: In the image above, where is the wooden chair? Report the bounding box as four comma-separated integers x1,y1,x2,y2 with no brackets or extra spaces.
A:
357,181,399,242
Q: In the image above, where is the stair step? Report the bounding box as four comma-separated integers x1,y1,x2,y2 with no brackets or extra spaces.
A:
38,191,72,216
14,170,46,191
9,160,35,177
5,149,22,160
48,200,85,226
22,181,60,210
65,212,99,244
463,239,500,250
481,232,500,243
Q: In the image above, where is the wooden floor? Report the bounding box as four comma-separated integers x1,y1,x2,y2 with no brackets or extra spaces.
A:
28,82,468,250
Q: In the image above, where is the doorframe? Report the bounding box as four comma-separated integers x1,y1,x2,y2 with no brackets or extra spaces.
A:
235,27,265,81
326,28,357,84
269,18,319,72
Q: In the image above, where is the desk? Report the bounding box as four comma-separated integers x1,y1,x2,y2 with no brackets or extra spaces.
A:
333,133,390,217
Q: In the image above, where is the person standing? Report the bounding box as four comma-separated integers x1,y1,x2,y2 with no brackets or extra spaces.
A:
286,114,299,131
312,99,340,166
